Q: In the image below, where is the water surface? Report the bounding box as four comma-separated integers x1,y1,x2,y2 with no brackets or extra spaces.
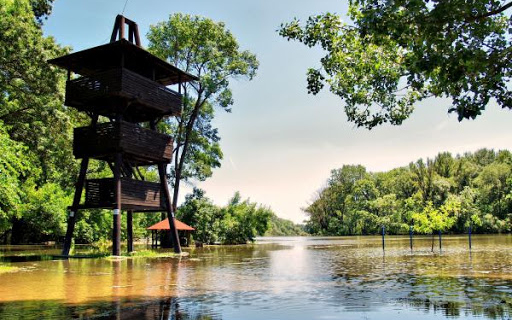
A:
0,235,511,319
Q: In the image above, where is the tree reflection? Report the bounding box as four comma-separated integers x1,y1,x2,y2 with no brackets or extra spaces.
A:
0,297,222,320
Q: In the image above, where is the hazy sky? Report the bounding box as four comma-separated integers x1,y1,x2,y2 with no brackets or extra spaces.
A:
44,0,512,223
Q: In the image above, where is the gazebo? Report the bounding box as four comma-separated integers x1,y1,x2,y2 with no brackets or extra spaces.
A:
148,219,195,247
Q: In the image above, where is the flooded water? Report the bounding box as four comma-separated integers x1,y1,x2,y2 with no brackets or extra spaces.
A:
0,235,511,319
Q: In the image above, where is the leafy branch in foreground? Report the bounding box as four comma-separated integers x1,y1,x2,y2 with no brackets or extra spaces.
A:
279,1,512,129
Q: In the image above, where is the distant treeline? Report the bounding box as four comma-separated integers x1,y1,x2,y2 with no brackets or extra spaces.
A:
265,215,307,237
304,149,512,235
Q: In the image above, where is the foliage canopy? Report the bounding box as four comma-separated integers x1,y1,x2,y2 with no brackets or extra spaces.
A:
305,149,512,235
177,189,273,244
279,0,512,129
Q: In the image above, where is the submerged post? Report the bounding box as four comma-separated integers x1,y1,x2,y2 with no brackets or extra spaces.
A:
438,230,442,253
409,225,413,252
113,152,122,256
468,221,472,250
381,225,385,252
127,210,133,253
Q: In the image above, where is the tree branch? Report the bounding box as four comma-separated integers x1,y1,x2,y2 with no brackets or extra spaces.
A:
465,2,512,22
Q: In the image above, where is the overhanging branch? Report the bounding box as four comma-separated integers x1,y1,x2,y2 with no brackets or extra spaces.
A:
465,2,512,22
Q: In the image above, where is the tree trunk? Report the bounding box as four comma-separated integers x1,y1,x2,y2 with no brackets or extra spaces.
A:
10,218,25,245
171,91,204,212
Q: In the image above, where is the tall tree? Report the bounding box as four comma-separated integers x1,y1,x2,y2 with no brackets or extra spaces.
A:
279,1,512,129
0,0,85,243
147,14,258,211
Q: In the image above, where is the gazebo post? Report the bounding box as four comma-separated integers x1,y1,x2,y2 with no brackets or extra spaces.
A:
186,231,191,247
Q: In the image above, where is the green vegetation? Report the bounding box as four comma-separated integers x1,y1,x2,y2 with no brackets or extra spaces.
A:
0,264,19,274
0,0,76,244
177,189,273,244
265,214,306,236
305,149,512,235
279,0,512,129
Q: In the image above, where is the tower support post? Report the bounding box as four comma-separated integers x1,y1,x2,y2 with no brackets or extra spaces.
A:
127,210,134,253
62,157,89,256
62,115,98,256
113,152,122,256
158,162,181,254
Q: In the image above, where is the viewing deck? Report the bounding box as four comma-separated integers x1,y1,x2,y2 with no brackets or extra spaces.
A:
79,178,165,212
73,121,173,165
65,68,182,122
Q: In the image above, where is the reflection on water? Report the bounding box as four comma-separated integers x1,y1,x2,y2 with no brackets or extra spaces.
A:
0,235,511,319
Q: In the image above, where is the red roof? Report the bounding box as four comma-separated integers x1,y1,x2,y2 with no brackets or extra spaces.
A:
147,218,195,231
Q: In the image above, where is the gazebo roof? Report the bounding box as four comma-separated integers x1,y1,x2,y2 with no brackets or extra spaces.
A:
147,219,195,231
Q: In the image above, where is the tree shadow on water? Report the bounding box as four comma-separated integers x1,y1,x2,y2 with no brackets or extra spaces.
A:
0,296,222,320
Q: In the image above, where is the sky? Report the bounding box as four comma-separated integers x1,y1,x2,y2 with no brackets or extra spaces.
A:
43,0,512,223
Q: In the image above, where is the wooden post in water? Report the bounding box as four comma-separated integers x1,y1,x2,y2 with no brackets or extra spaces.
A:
438,230,442,253
409,225,413,252
381,225,385,252
468,221,472,250
158,162,181,254
127,210,133,253
113,152,122,256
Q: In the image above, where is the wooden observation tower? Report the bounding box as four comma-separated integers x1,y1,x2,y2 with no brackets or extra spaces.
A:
49,15,198,256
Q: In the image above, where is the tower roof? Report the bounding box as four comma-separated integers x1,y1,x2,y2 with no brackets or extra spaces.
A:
48,39,198,86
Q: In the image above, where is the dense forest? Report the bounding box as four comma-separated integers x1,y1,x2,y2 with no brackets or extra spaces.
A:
304,149,512,236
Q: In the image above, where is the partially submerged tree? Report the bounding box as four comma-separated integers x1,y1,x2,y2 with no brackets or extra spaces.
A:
177,189,272,244
279,1,512,129
147,14,259,211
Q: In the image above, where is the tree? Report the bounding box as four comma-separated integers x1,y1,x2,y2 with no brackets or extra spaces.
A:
279,1,512,129
29,0,55,23
265,214,306,236
177,188,223,244
475,162,512,219
0,123,28,242
0,0,87,244
177,189,273,244
147,14,259,211
219,192,272,244
412,200,457,251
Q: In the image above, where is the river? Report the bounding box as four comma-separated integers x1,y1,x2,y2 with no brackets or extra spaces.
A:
0,235,511,319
